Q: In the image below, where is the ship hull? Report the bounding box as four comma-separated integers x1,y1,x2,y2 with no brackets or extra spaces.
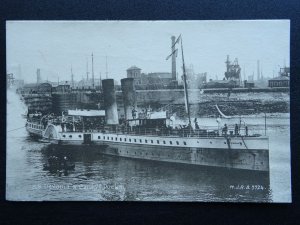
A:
43,124,269,172
53,139,269,172
97,143,269,172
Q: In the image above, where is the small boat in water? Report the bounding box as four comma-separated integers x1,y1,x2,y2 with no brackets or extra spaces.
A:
43,156,75,171
43,163,75,171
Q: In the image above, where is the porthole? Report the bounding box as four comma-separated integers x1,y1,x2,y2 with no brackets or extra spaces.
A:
183,141,186,145
69,135,72,138
98,136,100,139
170,141,172,145
145,140,148,143
103,136,105,139
210,141,212,144
62,135,66,138
157,140,160,144
163,140,166,144
129,139,131,142
120,138,122,141
111,137,113,140
140,139,142,143
176,141,179,145
115,137,117,141
124,138,126,141
134,139,136,142
151,140,153,143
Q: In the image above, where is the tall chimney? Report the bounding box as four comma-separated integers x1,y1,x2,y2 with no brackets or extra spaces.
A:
102,79,119,124
257,60,260,81
121,78,136,120
171,36,176,81
37,69,41,84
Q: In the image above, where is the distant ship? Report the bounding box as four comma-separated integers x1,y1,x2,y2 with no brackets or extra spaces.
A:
27,36,270,172
26,112,48,139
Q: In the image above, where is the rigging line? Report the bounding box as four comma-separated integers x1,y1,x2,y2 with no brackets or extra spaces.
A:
7,126,25,132
241,136,248,150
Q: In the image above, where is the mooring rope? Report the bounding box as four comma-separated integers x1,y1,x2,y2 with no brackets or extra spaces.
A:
7,126,25,132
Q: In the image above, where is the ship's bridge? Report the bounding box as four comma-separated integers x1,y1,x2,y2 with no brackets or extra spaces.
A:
128,111,169,128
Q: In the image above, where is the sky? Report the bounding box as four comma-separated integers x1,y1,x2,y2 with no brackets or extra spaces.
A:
6,20,290,83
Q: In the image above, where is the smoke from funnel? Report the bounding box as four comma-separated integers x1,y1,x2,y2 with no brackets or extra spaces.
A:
102,79,119,124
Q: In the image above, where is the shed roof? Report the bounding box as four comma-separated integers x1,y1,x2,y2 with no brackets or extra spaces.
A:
269,76,289,81
68,109,105,117
127,66,141,71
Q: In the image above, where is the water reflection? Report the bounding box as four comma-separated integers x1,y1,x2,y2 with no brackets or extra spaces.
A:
37,144,271,202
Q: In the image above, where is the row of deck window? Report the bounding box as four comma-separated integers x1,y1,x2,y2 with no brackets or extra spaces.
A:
61,134,187,146
98,135,187,146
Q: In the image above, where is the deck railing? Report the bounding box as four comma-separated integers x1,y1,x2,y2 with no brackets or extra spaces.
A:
58,124,265,138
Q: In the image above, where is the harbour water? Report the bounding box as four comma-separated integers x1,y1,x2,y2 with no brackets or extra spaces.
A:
6,91,291,202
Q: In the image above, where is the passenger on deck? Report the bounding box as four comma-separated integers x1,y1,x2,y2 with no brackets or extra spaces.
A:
194,118,199,130
132,108,137,119
61,123,65,132
245,126,248,136
42,119,48,129
235,124,239,136
222,124,228,136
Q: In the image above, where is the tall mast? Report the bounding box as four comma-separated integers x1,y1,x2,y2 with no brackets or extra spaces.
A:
99,72,102,90
92,53,95,89
180,36,191,126
71,64,74,88
243,64,246,82
86,58,89,81
257,60,260,81
105,55,108,79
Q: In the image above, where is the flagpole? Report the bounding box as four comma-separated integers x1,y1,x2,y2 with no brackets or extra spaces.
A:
180,36,191,127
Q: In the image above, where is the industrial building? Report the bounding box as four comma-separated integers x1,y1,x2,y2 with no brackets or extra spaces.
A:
126,66,142,85
268,76,289,88
204,55,241,89
268,67,290,88
244,80,255,88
